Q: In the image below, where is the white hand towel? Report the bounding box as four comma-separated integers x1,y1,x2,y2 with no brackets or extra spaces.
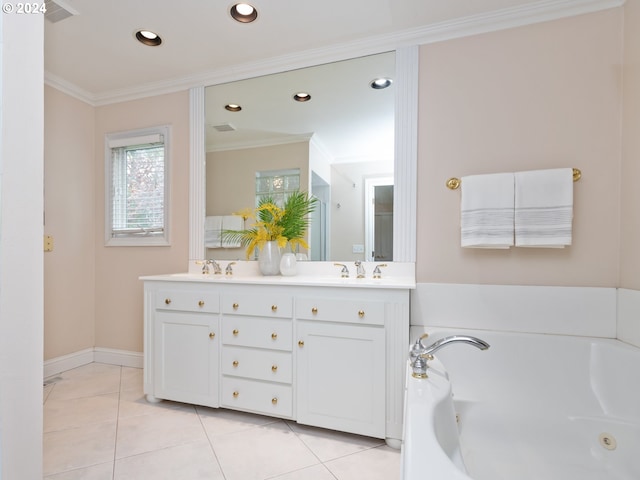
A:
221,215,244,248
514,168,573,247
204,216,222,248
460,173,514,248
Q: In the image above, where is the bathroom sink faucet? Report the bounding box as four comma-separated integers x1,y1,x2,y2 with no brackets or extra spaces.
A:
207,259,222,275
354,261,365,278
409,333,490,378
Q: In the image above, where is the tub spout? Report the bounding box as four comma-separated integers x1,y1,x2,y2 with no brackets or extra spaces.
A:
410,334,490,378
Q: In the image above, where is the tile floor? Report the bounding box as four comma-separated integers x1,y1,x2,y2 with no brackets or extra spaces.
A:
43,363,401,479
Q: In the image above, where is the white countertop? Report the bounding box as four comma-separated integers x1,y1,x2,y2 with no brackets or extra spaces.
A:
140,261,416,289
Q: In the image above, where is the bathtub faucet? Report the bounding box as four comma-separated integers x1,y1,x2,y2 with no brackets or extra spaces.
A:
409,333,490,378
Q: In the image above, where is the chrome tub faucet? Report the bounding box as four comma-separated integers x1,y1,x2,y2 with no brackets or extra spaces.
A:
410,333,490,378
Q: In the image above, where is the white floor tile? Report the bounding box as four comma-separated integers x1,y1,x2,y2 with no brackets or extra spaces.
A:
44,393,119,433
324,445,401,480
267,464,338,480
197,405,281,437
115,405,207,459
43,421,117,476
44,461,113,480
210,421,320,480
114,440,224,480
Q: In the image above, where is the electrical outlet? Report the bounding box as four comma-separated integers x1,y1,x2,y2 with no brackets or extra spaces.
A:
352,244,364,254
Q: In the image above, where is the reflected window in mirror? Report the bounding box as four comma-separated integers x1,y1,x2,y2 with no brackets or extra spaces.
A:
256,168,300,206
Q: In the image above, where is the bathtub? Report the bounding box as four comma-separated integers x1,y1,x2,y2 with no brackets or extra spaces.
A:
401,328,640,480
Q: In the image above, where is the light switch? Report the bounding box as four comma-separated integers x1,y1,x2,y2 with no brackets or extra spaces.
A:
44,235,54,252
352,244,364,254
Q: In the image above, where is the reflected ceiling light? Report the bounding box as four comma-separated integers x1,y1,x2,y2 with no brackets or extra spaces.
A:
135,29,162,46
230,3,258,23
293,92,311,102
370,77,393,89
224,104,242,112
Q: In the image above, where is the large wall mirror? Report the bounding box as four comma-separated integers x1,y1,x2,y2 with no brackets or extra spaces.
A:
190,46,417,264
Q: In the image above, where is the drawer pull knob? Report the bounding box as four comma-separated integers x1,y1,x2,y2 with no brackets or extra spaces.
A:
198,300,205,307
358,310,365,318
233,391,239,398
271,305,278,312
209,332,215,339
232,303,239,310
272,397,278,405
232,360,239,367
298,340,304,347
271,365,278,372
164,298,171,305
271,332,278,340
233,329,239,336
311,307,318,314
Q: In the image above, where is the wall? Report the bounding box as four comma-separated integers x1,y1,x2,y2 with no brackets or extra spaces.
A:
44,86,96,360
416,8,623,287
620,0,640,289
206,141,310,260
0,11,44,479
94,91,190,352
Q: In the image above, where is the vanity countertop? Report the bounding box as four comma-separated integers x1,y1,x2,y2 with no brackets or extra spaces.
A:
140,261,415,289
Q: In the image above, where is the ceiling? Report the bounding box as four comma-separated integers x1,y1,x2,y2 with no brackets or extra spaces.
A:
44,0,619,163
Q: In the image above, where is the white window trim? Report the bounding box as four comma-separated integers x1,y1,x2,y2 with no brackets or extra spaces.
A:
104,125,171,247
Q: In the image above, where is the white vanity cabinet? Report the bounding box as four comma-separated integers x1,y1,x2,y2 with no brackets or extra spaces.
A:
220,289,294,418
150,286,220,408
142,271,412,444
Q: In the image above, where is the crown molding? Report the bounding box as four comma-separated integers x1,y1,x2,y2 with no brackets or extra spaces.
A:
46,0,625,107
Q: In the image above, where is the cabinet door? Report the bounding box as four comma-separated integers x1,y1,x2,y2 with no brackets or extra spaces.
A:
154,311,219,408
296,321,385,438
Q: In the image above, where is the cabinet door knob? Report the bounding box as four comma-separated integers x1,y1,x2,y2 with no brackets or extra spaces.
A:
271,332,278,340
198,300,205,307
298,340,304,347
233,329,239,336
311,307,318,314
232,360,239,367
233,391,239,398
271,397,278,405
358,310,365,318
271,365,278,372
209,332,215,339
271,304,278,312
232,303,239,310
164,298,171,305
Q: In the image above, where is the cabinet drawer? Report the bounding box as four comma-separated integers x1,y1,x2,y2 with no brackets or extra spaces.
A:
221,316,292,351
221,377,293,418
222,347,292,384
222,293,293,318
296,297,385,326
157,290,219,313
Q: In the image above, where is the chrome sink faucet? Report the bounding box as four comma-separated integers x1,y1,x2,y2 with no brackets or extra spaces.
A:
409,333,490,379
354,261,365,278
206,259,222,275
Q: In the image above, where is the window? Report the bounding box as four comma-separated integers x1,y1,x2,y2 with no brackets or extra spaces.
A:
255,168,300,207
105,126,170,246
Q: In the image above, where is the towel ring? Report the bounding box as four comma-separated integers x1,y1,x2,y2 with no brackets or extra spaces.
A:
446,168,581,190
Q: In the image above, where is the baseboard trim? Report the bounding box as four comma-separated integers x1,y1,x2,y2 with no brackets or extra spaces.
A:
44,347,143,379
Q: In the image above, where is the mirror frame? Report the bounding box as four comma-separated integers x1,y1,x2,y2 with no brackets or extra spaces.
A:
188,46,418,263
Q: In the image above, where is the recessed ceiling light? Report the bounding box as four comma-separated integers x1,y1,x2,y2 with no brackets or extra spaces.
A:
370,77,393,90
225,104,242,112
230,3,258,23
293,92,311,102
135,30,162,46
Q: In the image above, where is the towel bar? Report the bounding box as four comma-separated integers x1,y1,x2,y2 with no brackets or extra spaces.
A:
446,168,581,190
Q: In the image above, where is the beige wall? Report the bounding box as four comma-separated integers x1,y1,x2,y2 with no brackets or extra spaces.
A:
206,141,310,260
93,91,190,352
417,8,623,287
44,86,96,360
620,0,640,290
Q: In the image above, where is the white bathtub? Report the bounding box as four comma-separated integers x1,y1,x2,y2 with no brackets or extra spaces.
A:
401,328,640,480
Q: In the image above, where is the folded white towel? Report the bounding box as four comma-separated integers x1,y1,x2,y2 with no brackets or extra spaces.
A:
204,216,222,249
221,215,244,248
460,173,515,248
514,168,573,247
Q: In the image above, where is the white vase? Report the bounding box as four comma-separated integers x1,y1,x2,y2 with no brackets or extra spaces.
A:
258,241,281,276
279,252,297,276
